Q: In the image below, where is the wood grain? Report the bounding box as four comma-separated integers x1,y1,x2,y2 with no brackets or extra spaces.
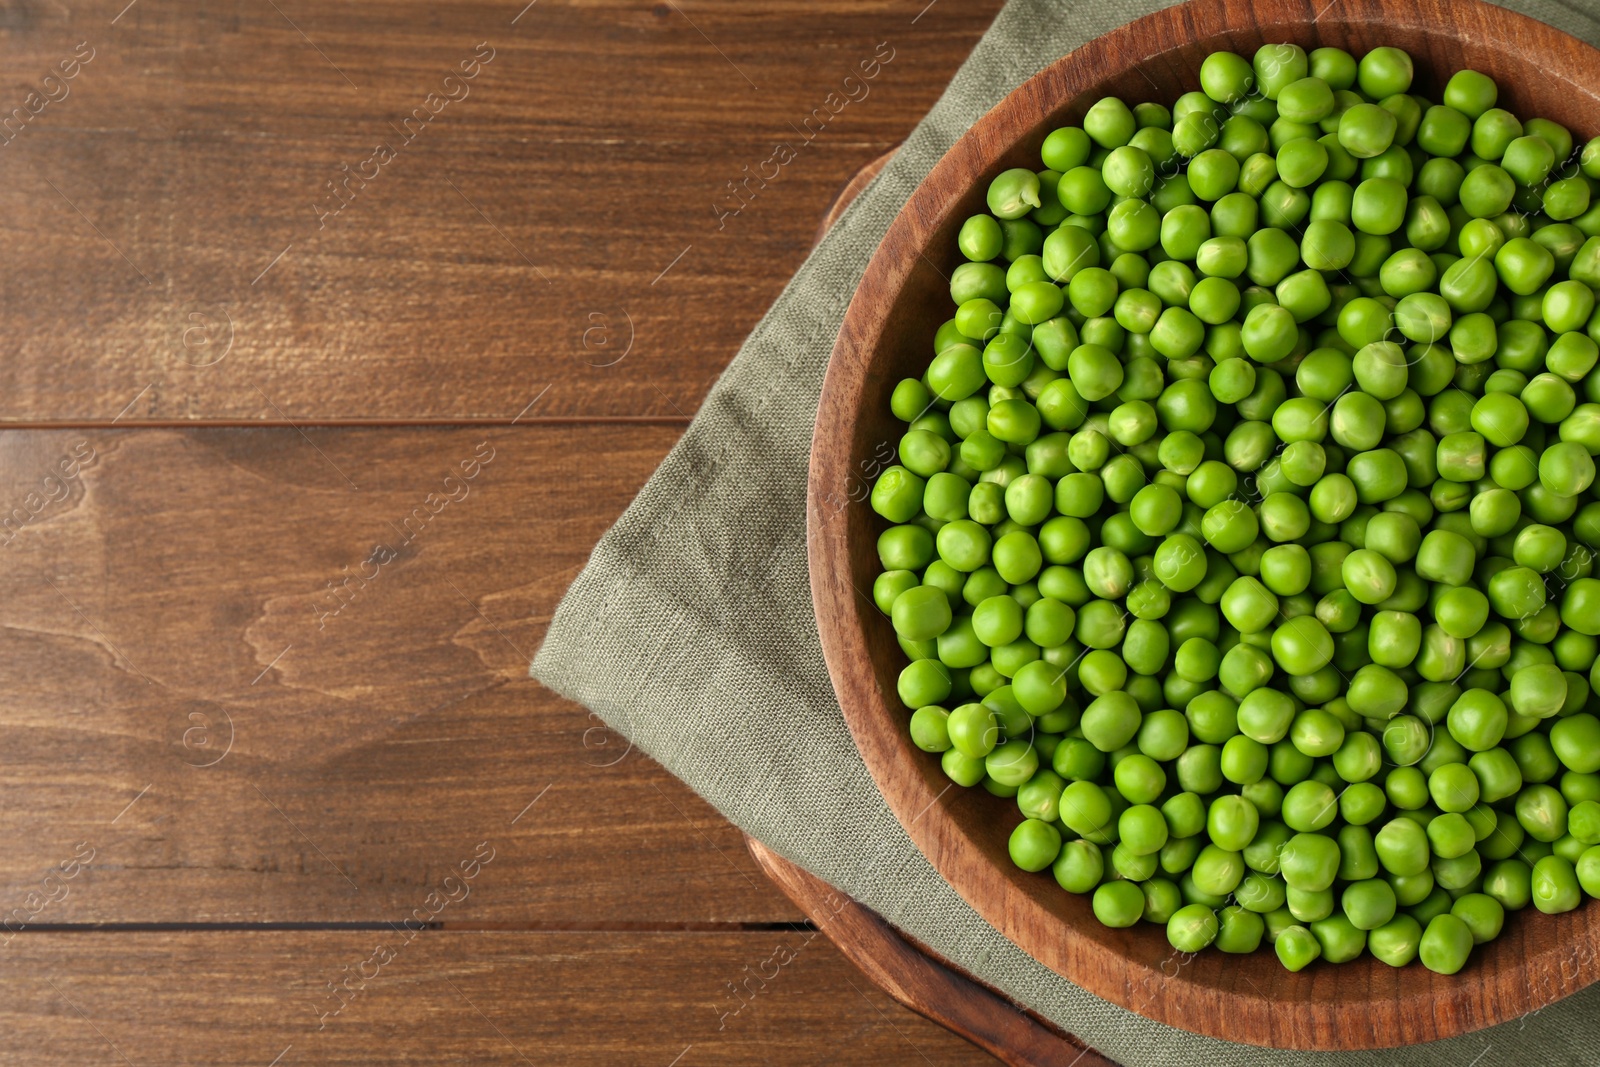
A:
0,0,1005,424
0,425,800,924
0,930,999,1065
747,839,1114,1067
811,0,1600,1050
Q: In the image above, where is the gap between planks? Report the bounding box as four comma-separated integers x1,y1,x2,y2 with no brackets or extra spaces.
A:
0,416,693,431
4,921,815,934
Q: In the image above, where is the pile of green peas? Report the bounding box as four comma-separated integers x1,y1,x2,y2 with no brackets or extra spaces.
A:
871,42,1600,974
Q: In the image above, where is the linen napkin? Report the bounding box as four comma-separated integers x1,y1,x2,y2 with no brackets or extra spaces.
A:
533,1,1600,1061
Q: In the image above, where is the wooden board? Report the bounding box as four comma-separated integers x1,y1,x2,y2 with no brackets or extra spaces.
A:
0,0,1006,423
0,930,998,1065
0,425,805,924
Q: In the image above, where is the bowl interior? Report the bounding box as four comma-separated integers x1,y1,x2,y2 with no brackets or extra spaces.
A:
813,0,1600,1050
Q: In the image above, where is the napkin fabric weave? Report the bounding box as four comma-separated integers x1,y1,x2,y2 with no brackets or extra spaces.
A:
533,2,1600,1061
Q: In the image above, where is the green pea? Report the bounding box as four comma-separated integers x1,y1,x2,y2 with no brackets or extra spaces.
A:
1496,236,1556,295
1194,905,1256,956
1461,164,1516,219
1551,716,1600,777
1532,854,1583,913
1518,783,1570,843
1579,846,1600,898
1541,440,1596,497
908,703,959,753
958,214,1006,262
1008,818,1062,871
939,748,985,786
1334,878,1394,932
1247,43,1302,97
1447,689,1508,752
1331,783,1382,830
1051,838,1104,894
986,739,1038,787
1146,893,1210,949
1283,779,1340,832
1547,176,1592,221
1447,893,1504,945
947,700,1002,759
1418,913,1474,974
1277,137,1329,188
1274,923,1322,971
1235,302,1295,365
1442,69,1497,119
1374,815,1431,876
1092,879,1145,927
1291,890,1340,928
1279,831,1341,891
987,168,1042,220
1185,842,1241,897
891,585,952,643
1041,127,1092,172
1340,103,1398,160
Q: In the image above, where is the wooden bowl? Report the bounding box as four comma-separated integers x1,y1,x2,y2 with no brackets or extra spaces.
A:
810,0,1600,1050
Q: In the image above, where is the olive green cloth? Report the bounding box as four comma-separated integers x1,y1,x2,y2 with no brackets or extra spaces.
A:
532,2,1600,1061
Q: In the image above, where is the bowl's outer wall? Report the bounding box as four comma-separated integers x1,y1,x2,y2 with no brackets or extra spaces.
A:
812,0,1600,1050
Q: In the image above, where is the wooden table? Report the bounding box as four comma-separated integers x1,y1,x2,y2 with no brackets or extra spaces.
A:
0,0,1017,1062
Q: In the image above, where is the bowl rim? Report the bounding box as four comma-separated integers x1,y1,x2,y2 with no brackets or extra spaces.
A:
809,0,1600,1050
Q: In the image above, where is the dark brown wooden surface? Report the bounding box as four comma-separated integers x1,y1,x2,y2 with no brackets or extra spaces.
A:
812,0,1600,1052
0,931,1001,1064
0,0,1004,423
747,839,1117,1067
0,426,792,924
0,0,1013,1063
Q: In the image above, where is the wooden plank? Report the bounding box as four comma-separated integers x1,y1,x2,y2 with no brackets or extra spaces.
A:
0,930,999,1064
748,840,1114,1067
0,424,799,923
0,0,1006,423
